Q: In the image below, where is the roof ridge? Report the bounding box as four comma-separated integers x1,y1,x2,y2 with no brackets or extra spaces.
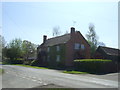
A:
100,46,119,50
47,33,70,40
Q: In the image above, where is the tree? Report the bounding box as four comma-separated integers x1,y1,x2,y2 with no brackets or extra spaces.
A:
97,42,106,47
6,38,22,60
86,23,106,58
0,35,2,60
0,35,6,60
86,23,98,57
22,40,36,61
52,26,61,37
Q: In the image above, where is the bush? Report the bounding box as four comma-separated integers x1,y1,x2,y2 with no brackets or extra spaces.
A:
30,60,40,66
74,59,112,73
12,60,23,64
3,59,24,64
74,59,112,62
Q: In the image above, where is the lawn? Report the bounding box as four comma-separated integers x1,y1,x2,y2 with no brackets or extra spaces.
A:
14,64,48,69
63,70,88,74
0,62,2,64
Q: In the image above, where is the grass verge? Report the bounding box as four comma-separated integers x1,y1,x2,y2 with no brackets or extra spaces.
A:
0,62,2,64
63,70,88,74
14,64,48,69
0,68,4,74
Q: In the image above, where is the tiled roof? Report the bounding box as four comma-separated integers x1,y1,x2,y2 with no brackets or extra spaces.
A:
43,34,70,46
99,46,120,56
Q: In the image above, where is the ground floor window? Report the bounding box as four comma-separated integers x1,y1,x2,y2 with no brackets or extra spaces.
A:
56,55,60,62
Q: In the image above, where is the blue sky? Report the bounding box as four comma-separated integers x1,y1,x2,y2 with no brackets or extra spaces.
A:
1,1,118,48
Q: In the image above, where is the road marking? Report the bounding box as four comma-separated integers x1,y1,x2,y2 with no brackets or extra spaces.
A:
38,79,42,81
32,79,37,82
32,77,37,79
38,81,42,84
22,76,26,79
4,70,46,85
43,83,47,85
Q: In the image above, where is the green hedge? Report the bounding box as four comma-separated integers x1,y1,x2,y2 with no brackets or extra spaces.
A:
3,59,24,64
74,59,112,73
74,59,112,62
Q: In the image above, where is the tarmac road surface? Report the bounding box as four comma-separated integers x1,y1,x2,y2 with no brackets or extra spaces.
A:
1,65,119,89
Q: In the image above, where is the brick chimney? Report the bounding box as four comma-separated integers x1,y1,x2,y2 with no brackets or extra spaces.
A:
70,27,75,39
43,35,47,43
71,27,75,34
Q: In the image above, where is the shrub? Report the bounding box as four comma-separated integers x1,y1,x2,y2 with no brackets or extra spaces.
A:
30,60,40,66
12,60,23,64
74,59,112,73
3,59,23,64
74,59,112,62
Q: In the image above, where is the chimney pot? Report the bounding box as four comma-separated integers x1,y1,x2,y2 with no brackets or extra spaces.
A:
71,27,75,34
43,35,47,43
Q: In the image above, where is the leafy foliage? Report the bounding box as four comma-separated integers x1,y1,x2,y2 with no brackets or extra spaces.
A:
14,64,48,69
86,23,105,58
22,40,36,61
86,24,98,46
74,59,112,73
6,38,22,60
2,38,37,64
63,70,88,74
0,35,6,60
86,23,98,57
53,26,61,37
74,59,112,62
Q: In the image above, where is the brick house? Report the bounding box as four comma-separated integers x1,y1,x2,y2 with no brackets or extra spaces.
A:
37,27,90,67
94,46,120,62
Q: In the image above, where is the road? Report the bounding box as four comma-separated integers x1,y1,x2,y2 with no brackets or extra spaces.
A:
1,65,119,89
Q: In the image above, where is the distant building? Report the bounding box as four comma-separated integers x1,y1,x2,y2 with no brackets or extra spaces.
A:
94,46,120,62
37,27,90,67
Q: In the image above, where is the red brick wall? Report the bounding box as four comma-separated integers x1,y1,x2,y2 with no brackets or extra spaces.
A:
65,31,90,67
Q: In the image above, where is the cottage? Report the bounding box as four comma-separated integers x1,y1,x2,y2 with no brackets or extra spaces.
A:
94,46,120,62
37,27,90,67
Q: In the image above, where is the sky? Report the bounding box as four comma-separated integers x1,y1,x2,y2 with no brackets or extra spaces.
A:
1,1,118,48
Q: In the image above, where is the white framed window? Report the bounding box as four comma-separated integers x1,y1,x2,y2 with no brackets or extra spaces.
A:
56,45,60,51
47,47,50,52
81,44,85,50
56,55,60,62
74,43,80,50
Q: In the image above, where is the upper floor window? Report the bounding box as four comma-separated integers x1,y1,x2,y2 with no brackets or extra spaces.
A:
47,47,50,52
81,44,85,50
74,43,80,50
56,45,60,51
